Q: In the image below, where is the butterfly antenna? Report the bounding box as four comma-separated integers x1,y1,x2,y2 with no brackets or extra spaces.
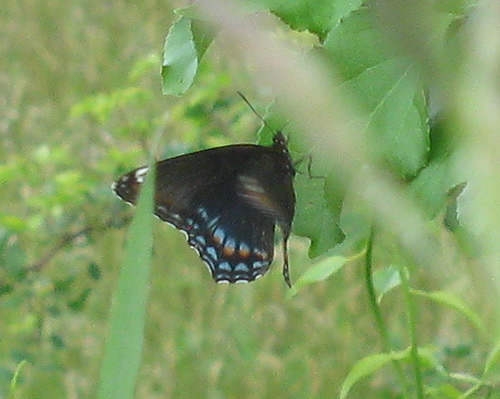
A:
237,91,276,136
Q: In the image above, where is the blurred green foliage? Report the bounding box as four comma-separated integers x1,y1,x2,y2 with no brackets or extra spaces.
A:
1,0,499,398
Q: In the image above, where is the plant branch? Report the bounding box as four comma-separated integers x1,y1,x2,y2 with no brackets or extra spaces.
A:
27,216,131,272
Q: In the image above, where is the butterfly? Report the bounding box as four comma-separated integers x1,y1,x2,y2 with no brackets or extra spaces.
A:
112,131,296,287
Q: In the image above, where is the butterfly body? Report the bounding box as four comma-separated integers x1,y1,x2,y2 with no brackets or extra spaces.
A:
112,132,295,286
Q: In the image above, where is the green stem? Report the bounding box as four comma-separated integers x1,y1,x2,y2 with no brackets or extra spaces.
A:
399,262,424,398
364,227,410,396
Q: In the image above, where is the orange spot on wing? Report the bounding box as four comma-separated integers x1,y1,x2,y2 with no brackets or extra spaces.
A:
254,249,268,260
223,246,235,257
238,247,251,258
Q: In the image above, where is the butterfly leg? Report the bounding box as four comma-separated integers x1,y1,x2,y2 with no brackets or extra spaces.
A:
282,236,292,288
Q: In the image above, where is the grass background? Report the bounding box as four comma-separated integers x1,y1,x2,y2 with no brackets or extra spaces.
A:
1,0,499,398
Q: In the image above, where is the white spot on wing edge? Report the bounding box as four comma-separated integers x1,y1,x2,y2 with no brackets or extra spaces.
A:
134,167,149,183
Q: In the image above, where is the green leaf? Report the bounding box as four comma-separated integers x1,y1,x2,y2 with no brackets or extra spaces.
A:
248,0,363,41
162,16,199,95
291,241,365,293
372,265,401,303
324,8,429,177
410,157,453,217
294,173,345,258
291,196,371,291
174,7,216,60
340,349,409,399
340,346,448,398
410,289,485,333
97,165,155,399
294,254,349,288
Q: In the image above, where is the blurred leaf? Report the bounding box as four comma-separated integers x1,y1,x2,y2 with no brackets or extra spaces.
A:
0,284,13,296
340,349,410,399
68,288,91,312
53,277,76,294
415,346,446,374
191,18,215,60
10,313,39,336
0,215,28,232
88,263,102,280
444,343,472,358
373,265,401,303
50,334,65,349
447,372,481,385
0,229,9,252
0,161,23,185
324,8,429,177
436,0,475,15
411,289,485,333
425,384,462,398
9,360,28,397
53,171,90,205
443,182,467,231
71,87,151,124
484,339,500,376
71,93,115,123
1,235,26,277
128,53,161,83
97,163,155,399
162,16,198,95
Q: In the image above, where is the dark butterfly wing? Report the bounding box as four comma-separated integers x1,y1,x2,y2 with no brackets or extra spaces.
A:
112,133,295,285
